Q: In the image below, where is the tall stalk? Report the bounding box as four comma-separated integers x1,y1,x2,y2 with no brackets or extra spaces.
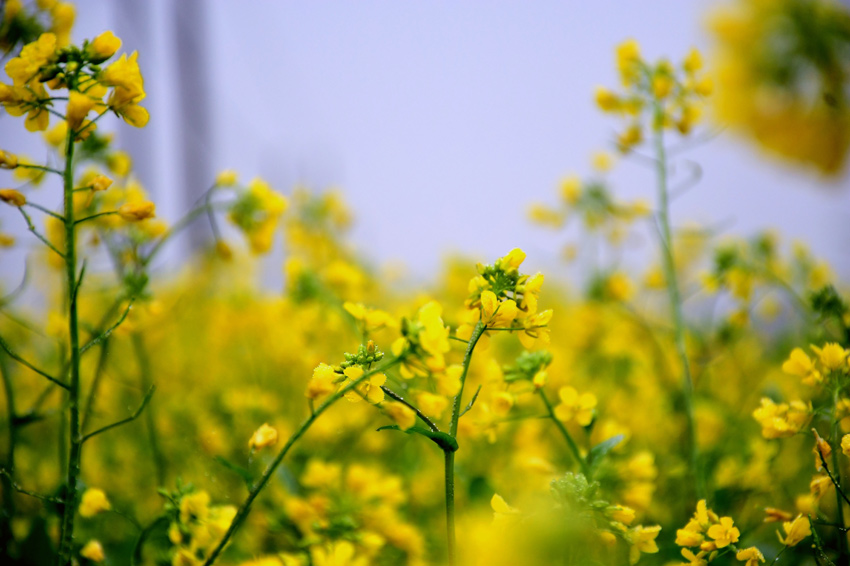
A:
444,320,485,566
56,125,81,566
652,111,703,501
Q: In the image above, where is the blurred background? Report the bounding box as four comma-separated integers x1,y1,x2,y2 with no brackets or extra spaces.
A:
2,0,849,286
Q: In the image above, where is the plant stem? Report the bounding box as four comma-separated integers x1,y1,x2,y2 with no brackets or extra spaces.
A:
131,332,166,487
56,124,81,566
201,359,399,566
538,389,590,477
444,321,485,566
0,352,16,558
832,393,849,566
652,117,703,502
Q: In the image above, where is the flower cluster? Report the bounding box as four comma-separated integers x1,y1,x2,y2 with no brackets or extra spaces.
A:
595,41,712,150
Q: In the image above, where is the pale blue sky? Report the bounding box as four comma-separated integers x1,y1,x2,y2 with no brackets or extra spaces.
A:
2,1,848,289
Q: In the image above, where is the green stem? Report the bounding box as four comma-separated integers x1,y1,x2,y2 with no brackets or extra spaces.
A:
56,124,81,566
201,359,400,566
652,117,703,502
131,332,166,487
832,391,849,566
0,352,16,557
444,321,486,566
538,389,590,477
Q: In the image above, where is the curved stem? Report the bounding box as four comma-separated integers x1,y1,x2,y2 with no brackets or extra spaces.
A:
131,333,166,487
201,359,400,566
652,117,703,502
538,389,590,477
831,390,849,566
381,385,440,433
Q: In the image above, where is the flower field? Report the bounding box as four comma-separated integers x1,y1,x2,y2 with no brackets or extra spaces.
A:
1,1,850,565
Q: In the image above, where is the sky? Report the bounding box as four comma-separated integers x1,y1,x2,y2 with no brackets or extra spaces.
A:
1,0,849,289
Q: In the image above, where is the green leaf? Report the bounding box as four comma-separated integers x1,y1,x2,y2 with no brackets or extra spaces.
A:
214,456,254,488
587,434,624,472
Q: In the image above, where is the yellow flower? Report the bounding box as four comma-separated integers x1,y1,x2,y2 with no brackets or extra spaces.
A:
554,386,596,426
342,366,385,404
87,31,121,62
518,308,553,349
101,51,149,127
118,200,155,221
560,175,581,204
310,540,367,566
811,342,848,372
629,525,661,564
842,434,850,456
782,347,822,386
491,391,514,417
676,520,704,547
4,33,57,86
80,540,105,562
0,149,18,169
736,547,765,566
0,189,26,206
249,423,278,451
753,398,811,439
79,488,111,518
216,169,238,186
777,514,811,547
595,86,620,112
491,493,520,527
606,505,636,526
681,548,708,566
307,363,338,399
66,90,97,130
706,516,740,548
90,174,112,192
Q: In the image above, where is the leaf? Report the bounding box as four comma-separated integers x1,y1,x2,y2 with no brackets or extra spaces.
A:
587,434,624,473
214,456,253,488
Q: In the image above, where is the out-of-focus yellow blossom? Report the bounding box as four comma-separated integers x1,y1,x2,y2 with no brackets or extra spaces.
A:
491,493,520,528
811,342,848,372
0,189,26,206
417,391,449,419
752,398,811,439
80,540,105,562
179,490,210,524
812,428,831,471
301,459,341,489
248,423,278,451
592,151,614,172
628,524,661,564
216,169,238,186
710,0,850,175
554,386,596,426
385,401,416,430
681,548,708,566
78,488,111,518
307,363,339,399
43,121,67,146
87,30,121,62
776,514,811,547
50,2,75,46
118,200,155,221
0,149,18,169
842,434,850,456
782,347,822,386
736,547,764,566
310,540,367,566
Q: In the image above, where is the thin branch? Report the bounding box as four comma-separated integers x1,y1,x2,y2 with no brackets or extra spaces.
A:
75,210,118,226
0,468,64,503
381,385,440,433
0,262,29,308
458,384,482,418
0,334,69,390
80,299,134,355
16,163,62,176
24,201,65,221
81,385,156,443
669,160,703,201
16,207,65,259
